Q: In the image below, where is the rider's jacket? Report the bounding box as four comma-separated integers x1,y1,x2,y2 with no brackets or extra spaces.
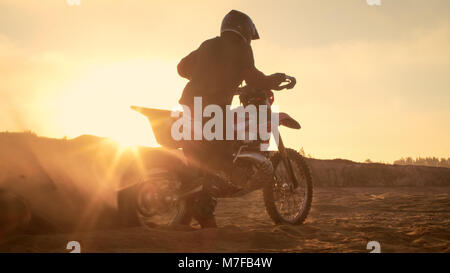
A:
178,33,282,110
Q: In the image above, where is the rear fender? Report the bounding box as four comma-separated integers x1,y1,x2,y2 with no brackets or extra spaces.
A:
131,106,182,149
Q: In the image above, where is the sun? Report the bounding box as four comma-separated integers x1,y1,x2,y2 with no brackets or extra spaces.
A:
54,60,186,147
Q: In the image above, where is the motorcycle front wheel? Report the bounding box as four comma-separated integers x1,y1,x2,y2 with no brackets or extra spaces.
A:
263,148,313,225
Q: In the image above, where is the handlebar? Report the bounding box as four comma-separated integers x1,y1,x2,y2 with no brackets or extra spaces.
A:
236,75,297,94
272,75,296,91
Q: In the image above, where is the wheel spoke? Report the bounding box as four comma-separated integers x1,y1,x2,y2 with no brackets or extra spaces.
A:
273,157,308,222
136,178,181,227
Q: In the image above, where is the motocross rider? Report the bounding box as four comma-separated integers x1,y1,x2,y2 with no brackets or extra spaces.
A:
177,10,287,228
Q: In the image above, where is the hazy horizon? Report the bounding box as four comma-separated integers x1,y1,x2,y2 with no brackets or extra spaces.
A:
1,0,450,163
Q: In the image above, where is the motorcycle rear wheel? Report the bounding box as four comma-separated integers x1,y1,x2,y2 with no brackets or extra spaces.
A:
263,148,313,225
118,169,188,228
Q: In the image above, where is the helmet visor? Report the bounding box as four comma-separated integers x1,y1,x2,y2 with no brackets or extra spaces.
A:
251,22,260,40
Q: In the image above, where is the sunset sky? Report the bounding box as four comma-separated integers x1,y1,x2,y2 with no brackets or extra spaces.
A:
1,0,449,162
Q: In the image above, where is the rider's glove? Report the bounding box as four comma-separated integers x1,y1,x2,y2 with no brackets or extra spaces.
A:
270,73,286,86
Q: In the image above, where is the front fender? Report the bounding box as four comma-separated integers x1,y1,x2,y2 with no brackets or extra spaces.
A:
278,112,301,129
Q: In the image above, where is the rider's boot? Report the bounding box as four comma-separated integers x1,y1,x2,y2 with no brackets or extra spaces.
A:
196,213,218,229
191,190,218,228
188,158,236,228
187,175,220,228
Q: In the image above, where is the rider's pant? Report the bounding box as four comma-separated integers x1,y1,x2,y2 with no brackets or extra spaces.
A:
182,140,233,223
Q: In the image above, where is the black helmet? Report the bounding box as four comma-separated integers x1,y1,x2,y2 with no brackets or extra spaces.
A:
220,10,260,44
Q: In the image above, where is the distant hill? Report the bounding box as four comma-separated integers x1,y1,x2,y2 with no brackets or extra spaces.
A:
0,132,178,232
307,158,450,187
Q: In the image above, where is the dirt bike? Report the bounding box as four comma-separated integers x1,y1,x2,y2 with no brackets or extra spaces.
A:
117,75,313,227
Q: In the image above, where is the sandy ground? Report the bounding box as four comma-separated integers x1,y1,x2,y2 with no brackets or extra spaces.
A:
1,187,449,253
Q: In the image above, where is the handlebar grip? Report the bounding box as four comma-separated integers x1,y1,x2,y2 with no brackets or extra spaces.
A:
236,75,297,93
285,76,296,89
273,75,296,91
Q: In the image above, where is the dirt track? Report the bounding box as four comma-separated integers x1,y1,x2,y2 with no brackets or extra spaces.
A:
1,187,449,253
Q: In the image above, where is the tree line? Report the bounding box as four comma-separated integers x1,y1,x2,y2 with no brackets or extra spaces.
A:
393,157,450,168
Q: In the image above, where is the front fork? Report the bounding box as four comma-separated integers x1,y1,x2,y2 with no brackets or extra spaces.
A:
266,99,299,189
277,135,299,189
